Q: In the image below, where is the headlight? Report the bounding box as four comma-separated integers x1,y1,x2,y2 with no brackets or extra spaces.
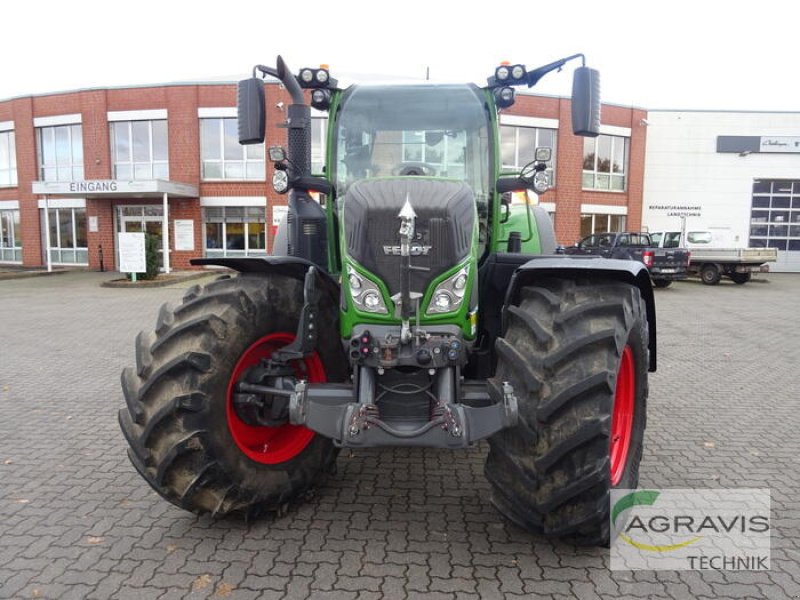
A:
511,65,525,80
315,69,329,83
496,66,510,81
272,169,289,194
532,170,550,194
300,69,314,83
427,265,470,315
347,265,388,314
433,292,453,311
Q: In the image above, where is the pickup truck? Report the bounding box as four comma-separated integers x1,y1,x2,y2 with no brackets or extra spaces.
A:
562,231,690,288
649,230,777,285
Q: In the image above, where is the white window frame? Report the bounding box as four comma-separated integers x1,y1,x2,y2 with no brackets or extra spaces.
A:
41,205,88,265
201,202,268,258
200,117,265,181
111,120,169,180
580,211,628,237
0,205,22,263
582,134,629,192
36,123,84,182
0,128,16,187
401,130,466,178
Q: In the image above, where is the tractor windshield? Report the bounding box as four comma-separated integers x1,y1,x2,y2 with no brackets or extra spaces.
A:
333,84,491,203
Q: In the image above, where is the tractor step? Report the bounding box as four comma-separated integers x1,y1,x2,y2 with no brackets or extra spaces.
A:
289,380,517,448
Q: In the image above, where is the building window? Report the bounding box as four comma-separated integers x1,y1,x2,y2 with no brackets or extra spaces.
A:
402,130,466,179
750,179,800,252
0,131,17,187
204,207,267,257
46,207,87,264
311,115,327,174
37,124,84,182
111,120,169,180
583,135,628,191
580,213,627,237
500,125,556,186
0,209,21,262
200,118,264,180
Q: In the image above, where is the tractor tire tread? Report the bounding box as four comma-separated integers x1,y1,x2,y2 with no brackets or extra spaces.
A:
485,277,648,545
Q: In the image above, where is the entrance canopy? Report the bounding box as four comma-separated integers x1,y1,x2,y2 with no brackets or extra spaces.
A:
32,179,199,274
32,179,197,199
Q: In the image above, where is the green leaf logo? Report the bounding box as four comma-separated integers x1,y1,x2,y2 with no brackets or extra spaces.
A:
612,490,660,526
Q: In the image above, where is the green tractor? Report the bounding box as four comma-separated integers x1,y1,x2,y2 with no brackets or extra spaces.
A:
119,55,655,545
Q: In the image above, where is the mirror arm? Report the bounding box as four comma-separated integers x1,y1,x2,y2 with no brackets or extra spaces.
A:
252,58,304,104
253,64,280,79
526,53,585,88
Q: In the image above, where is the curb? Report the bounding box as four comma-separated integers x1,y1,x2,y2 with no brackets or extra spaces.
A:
101,271,216,289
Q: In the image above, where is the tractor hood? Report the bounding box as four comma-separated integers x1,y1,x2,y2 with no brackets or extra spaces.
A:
342,178,475,298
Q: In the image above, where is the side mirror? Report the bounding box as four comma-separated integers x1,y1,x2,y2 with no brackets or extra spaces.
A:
237,78,266,145
571,66,600,137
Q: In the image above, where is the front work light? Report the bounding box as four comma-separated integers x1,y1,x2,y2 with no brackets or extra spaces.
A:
494,86,515,108
272,169,289,194
311,89,331,111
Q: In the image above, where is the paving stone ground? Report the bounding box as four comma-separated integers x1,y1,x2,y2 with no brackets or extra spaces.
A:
1,271,798,600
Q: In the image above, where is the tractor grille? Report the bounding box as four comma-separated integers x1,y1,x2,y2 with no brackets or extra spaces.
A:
343,178,475,298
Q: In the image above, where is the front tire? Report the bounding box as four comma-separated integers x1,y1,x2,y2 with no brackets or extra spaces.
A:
119,274,347,517
485,278,648,546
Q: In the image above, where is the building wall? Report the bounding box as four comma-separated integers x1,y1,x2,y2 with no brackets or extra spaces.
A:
506,94,647,244
642,110,800,272
0,80,647,270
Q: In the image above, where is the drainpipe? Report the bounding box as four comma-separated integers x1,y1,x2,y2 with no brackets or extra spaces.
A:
162,192,170,274
43,195,52,272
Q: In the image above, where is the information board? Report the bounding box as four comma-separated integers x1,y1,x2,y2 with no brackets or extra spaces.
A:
118,232,146,273
174,219,195,251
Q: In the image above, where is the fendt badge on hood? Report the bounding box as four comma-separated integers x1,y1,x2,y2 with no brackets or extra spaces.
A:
383,244,432,256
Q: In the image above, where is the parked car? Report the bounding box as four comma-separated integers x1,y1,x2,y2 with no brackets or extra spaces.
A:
563,231,690,287
649,230,777,285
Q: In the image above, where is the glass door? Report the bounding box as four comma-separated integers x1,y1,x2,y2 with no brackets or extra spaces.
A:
118,206,165,269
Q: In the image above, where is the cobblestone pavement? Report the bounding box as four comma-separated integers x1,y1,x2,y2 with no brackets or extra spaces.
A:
1,271,798,599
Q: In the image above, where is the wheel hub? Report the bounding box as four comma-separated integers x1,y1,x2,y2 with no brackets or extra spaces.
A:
226,332,326,465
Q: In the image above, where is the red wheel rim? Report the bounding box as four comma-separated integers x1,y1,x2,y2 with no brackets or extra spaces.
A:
226,332,326,465
610,345,635,486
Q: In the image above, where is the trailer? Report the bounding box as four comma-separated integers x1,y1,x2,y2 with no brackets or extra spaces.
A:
650,231,777,285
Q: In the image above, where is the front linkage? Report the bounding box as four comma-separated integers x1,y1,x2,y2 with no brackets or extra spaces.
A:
232,265,518,449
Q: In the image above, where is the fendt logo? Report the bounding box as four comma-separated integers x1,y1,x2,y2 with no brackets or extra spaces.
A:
383,245,432,256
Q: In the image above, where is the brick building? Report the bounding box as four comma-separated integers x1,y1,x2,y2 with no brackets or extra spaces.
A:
0,80,647,271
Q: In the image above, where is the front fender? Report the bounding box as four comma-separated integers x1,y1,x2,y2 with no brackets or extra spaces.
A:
505,256,657,371
190,256,341,309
